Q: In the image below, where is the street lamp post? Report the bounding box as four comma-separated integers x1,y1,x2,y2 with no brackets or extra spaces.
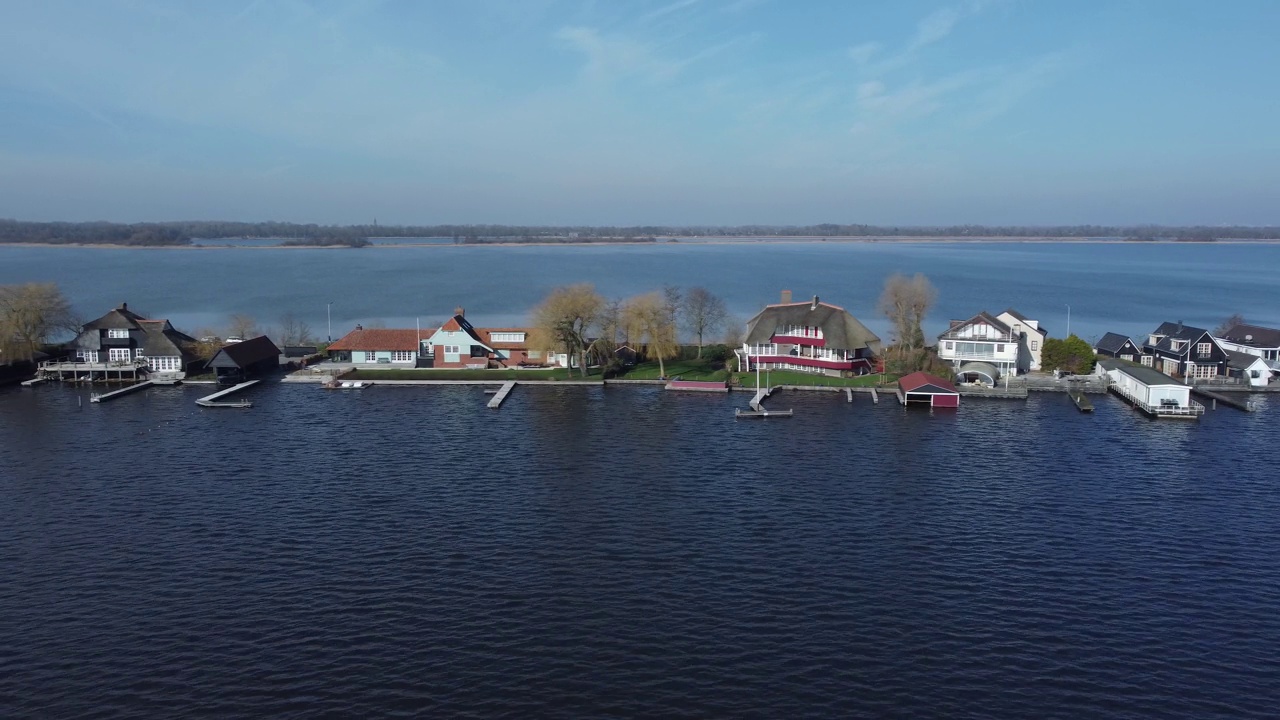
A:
327,302,333,342
1065,304,1071,338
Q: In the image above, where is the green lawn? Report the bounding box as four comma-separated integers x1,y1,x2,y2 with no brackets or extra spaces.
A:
346,367,602,381
619,358,896,388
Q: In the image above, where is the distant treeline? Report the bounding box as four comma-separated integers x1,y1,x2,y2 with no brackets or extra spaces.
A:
2,219,1278,246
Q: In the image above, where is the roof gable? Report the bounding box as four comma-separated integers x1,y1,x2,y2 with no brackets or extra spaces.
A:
941,311,1013,338
1096,332,1138,354
898,371,958,394
210,335,281,368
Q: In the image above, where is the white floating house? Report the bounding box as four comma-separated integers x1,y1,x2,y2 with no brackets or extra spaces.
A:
1097,358,1203,419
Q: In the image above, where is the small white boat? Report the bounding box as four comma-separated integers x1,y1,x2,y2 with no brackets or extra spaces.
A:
340,381,369,389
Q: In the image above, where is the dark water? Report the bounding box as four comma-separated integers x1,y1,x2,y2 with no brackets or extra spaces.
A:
2,383,1278,718
1,242,1276,342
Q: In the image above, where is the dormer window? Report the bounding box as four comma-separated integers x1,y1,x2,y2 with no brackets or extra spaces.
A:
107,329,129,339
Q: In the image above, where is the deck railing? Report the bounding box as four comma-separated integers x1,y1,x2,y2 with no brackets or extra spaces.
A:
1110,383,1205,416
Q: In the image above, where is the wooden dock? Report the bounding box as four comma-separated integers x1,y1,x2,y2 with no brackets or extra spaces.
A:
1191,388,1255,412
665,380,729,392
90,380,153,403
870,388,879,404
749,386,778,411
735,407,793,419
20,377,45,387
196,380,260,408
845,388,853,403
1070,391,1094,413
488,381,516,408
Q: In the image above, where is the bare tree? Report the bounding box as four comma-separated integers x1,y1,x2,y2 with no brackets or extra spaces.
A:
226,314,259,341
622,292,680,378
662,285,683,339
1214,313,1245,336
722,315,745,349
0,282,78,362
878,273,937,372
277,312,315,346
529,283,605,376
683,287,728,358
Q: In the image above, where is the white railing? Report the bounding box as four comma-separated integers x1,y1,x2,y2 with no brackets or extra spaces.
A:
1110,383,1205,416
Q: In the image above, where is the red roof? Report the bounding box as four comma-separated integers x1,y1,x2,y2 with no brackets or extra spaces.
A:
326,329,430,352
898,371,958,394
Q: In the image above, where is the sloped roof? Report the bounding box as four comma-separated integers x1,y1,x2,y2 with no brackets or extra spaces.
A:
1226,349,1269,371
899,371,958,394
744,299,881,353
1104,358,1187,387
138,320,197,361
439,315,491,348
1002,308,1030,323
1148,322,1216,355
209,335,281,368
1096,332,1138,354
81,304,147,331
942,311,1013,338
327,329,427,352
1219,323,1280,348
1000,308,1045,336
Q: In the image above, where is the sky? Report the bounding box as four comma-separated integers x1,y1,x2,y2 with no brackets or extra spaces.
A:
0,0,1276,226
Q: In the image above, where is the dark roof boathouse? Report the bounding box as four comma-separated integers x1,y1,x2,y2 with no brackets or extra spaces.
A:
208,336,281,385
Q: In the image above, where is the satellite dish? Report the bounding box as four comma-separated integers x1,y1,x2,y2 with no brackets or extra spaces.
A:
1246,334,1253,342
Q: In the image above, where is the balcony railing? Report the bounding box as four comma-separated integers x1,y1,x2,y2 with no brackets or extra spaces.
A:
939,331,1019,343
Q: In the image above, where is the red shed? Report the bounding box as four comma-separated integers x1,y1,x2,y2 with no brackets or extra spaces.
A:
897,371,960,408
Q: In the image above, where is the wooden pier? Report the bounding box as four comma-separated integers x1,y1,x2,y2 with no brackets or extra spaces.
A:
1070,391,1094,413
20,377,45,387
90,380,153,403
488,381,516,408
750,386,780,411
870,388,879,404
665,380,729,392
1191,387,1255,412
196,380,260,408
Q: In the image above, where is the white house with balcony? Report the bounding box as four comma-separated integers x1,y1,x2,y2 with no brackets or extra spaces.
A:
937,309,1043,384
1215,322,1280,372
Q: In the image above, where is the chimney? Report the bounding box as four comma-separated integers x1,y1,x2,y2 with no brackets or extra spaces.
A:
811,295,819,310
454,306,465,317
780,289,792,304
120,302,128,311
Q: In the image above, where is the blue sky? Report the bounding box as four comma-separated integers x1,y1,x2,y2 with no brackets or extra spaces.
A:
0,0,1276,225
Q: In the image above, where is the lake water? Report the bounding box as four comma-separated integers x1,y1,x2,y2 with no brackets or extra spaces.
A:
0,242,1274,342
2,381,1278,718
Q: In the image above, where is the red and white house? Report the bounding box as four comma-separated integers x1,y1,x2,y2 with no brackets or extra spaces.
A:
897,371,960,407
735,291,883,377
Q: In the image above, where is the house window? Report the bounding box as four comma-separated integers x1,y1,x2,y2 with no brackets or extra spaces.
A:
107,328,129,339
1197,342,1211,357
1190,365,1217,379
1141,356,1153,366
1171,340,1185,352
392,351,414,362
443,345,460,354
996,344,1005,353
108,348,132,363
1121,354,1134,361
945,342,953,350
490,332,526,343
1031,340,1038,351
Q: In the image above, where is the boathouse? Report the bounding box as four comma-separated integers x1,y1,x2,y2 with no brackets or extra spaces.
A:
326,328,431,366
1098,358,1203,418
208,336,281,385
897,372,960,407
736,290,882,377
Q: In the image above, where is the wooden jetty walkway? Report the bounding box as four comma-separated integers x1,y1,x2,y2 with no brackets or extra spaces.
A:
196,380,260,408
90,380,153,403
488,381,516,408
665,380,729,392
20,377,45,387
1070,391,1094,413
1191,387,1255,412
749,386,780,411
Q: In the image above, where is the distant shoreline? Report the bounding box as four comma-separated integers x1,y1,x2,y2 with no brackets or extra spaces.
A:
3,236,1280,249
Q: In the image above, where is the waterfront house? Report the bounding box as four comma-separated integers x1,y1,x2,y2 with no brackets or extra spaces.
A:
897,371,960,407
59,302,199,379
1215,322,1280,371
1097,358,1203,418
426,310,537,368
208,336,281,385
1142,322,1229,380
1094,332,1148,363
736,291,882,377
326,328,431,366
937,308,1044,383
1226,350,1273,387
